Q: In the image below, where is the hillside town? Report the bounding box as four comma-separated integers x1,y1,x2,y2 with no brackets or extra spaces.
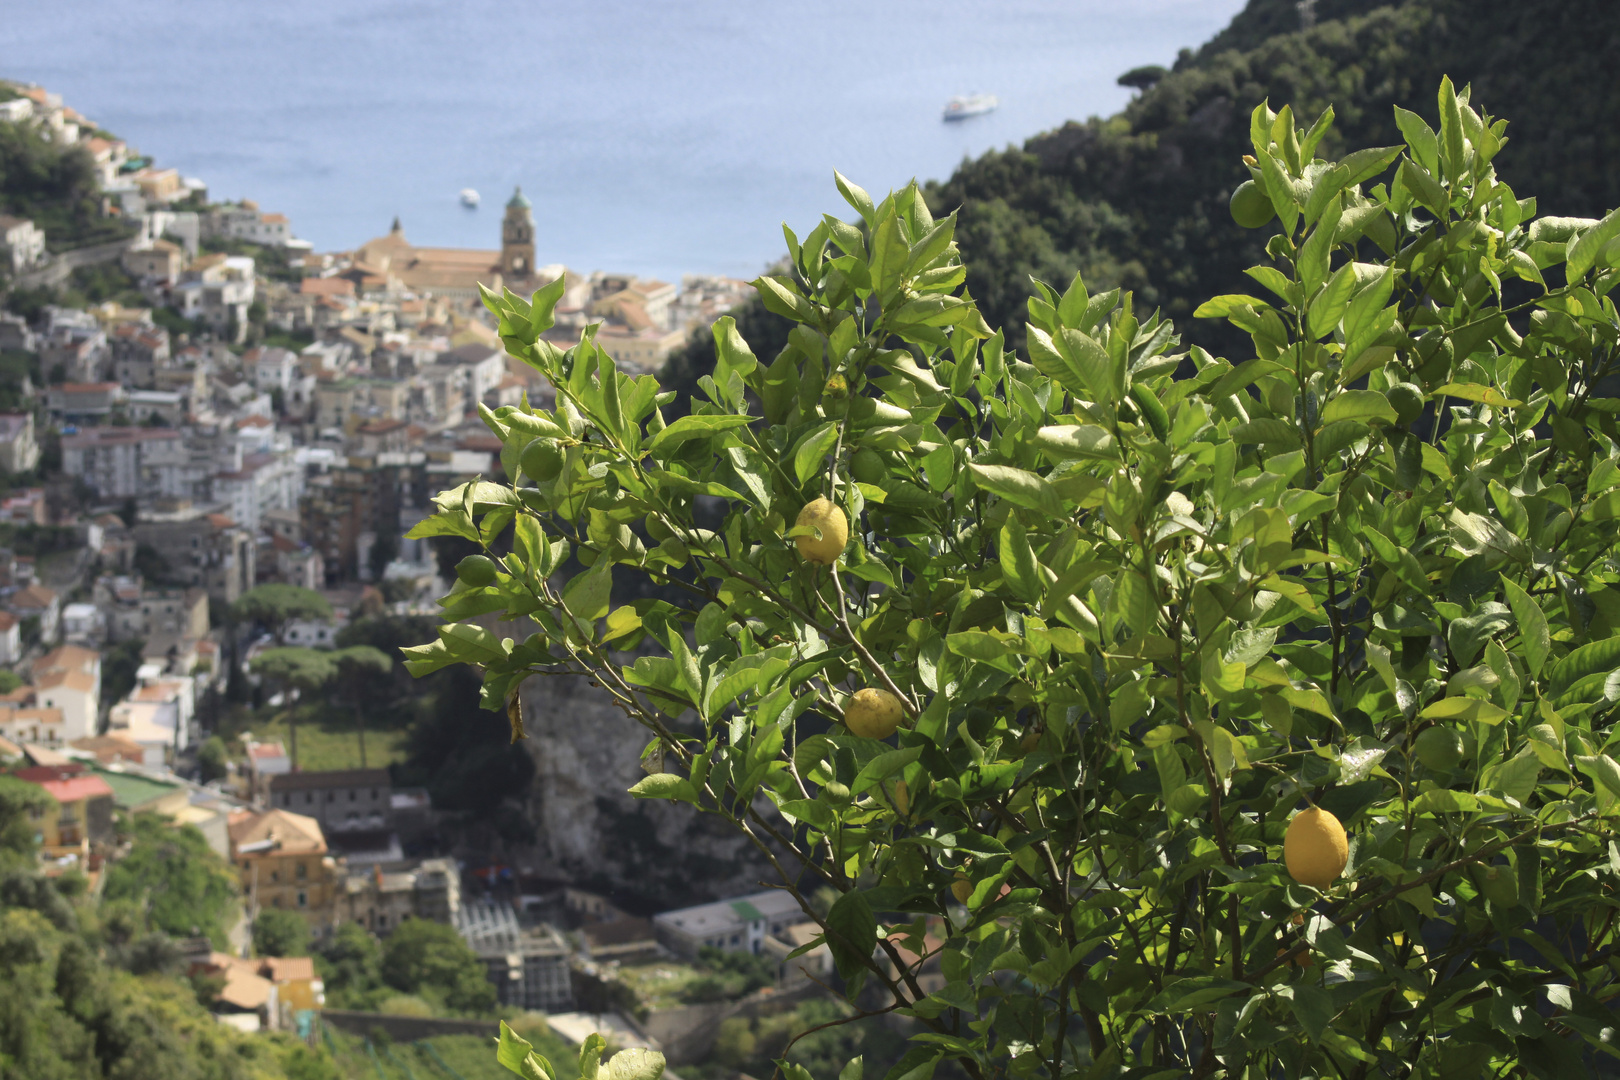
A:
0,80,863,1068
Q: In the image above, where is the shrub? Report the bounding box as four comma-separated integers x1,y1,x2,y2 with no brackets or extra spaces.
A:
442,80,1620,1077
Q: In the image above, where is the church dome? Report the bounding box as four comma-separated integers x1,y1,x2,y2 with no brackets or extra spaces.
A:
506,186,532,210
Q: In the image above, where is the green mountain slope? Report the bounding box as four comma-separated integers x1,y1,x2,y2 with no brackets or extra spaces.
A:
928,0,1620,347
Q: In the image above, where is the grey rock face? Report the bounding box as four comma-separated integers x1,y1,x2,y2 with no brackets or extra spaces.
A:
517,672,773,907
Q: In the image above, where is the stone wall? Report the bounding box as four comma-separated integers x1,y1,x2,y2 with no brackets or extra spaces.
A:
320,1009,500,1042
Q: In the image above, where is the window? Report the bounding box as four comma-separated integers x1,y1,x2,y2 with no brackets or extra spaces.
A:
271,870,279,883
306,793,313,805
296,862,307,880
297,891,307,908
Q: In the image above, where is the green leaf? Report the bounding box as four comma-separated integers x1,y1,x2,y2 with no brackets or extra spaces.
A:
529,274,568,336
579,1034,607,1080
1549,635,1620,699
1501,577,1551,678
400,639,458,678
497,1021,555,1080
834,170,875,223
646,413,754,453
1565,207,1620,283
561,557,613,622
1410,789,1478,814
999,517,1042,602
604,1048,666,1080
1419,696,1509,725
1283,984,1336,1044
438,623,509,666
826,889,877,978
1398,159,1449,220
1307,262,1358,340
627,773,696,803
1320,389,1397,427
793,422,840,484
968,463,1064,518
1031,424,1116,461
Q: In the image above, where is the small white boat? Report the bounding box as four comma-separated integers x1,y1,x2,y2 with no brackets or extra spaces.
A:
460,188,480,207
943,94,998,121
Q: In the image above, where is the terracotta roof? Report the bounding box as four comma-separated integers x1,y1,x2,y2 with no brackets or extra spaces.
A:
0,613,17,631
247,742,287,760
36,645,98,674
206,513,237,529
216,963,274,1011
300,277,354,298
54,382,120,394
261,213,289,225
9,584,57,609
69,734,145,760
257,956,315,982
36,670,96,694
9,707,63,725
38,773,115,804
228,807,327,854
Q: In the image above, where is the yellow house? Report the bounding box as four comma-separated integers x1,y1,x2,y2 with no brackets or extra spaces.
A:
228,808,340,932
16,764,115,862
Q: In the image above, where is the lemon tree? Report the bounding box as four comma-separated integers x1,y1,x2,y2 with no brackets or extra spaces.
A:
415,79,1620,1079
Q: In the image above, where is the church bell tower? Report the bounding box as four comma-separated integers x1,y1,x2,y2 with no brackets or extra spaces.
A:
501,187,535,281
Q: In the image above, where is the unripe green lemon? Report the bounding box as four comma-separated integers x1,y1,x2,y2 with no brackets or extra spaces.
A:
1284,806,1349,890
1415,726,1464,771
456,554,497,587
843,687,903,739
520,439,564,483
820,780,851,806
850,448,887,485
1386,382,1426,427
794,498,848,564
1230,179,1276,229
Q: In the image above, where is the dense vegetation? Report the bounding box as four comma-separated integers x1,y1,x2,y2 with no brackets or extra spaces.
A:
0,117,133,253
101,812,240,949
0,782,336,1080
315,917,496,1015
449,67,1620,1077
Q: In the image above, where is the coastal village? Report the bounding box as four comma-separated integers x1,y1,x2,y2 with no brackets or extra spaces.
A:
0,80,869,1068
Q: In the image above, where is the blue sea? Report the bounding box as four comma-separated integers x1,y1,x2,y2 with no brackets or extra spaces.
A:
6,1,1244,282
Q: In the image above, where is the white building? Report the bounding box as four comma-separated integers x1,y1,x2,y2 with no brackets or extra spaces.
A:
0,215,46,272
61,427,183,499
0,612,19,664
0,413,41,473
204,202,294,247
60,603,104,644
652,889,808,958
440,343,505,406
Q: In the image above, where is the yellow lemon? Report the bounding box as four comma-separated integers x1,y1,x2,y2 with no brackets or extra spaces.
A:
794,497,848,564
1284,806,1348,890
951,873,973,905
843,687,903,739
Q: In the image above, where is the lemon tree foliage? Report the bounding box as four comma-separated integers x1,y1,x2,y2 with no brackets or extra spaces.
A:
417,80,1620,1079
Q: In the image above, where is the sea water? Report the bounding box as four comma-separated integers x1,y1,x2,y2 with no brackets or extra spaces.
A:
5,0,1244,281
